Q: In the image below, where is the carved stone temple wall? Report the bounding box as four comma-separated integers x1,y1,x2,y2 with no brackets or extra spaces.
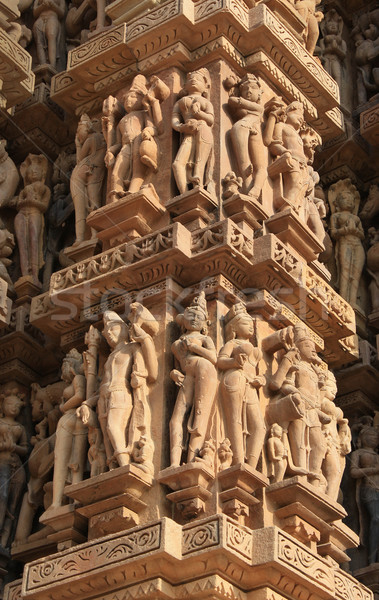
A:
0,1,378,600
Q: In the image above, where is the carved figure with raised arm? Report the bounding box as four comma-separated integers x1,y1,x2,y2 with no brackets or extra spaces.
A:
70,114,106,246
264,324,331,486
104,75,169,203
78,304,158,469
14,380,64,544
169,292,217,466
14,154,50,287
172,69,214,195
32,0,65,68
350,425,379,564
47,349,87,511
0,388,28,548
225,74,266,199
329,179,365,307
218,303,266,469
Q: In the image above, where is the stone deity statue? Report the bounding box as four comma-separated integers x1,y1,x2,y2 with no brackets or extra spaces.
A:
14,380,64,544
70,114,106,246
172,69,215,196
225,74,266,199
329,179,365,307
45,349,87,512
32,0,65,68
319,9,347,96
267,423,287,483
0,221,15,292
350,425,379,564
0,389,28,548
264,324,331,487
170,292,217,466
78,304,158,470
103,75,169,203
14,154,51,287
217,303,266,469
352,9,379,104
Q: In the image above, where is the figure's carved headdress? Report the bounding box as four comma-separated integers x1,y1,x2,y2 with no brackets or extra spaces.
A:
189,291,208,320
128,74,148,97
103,310,127,328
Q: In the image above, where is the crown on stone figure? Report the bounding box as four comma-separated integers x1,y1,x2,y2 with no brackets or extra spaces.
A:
224,302,249,325
293,323,310,345
128,74,148,96
103,310,126,327
188,291,208,320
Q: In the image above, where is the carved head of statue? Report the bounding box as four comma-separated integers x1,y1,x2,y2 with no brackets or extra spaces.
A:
62,348,84,382
322,9,343,36
185,68,211,98
103,310,129,347
238,74,262,103
270,423,283,438
293,324,320,363
358,425,379,450
0,388,25,419
76,114,94,143
328,178,360,216
224,303,255,341
285,101,304,129
177,291,209,334
123,75,148,113
20,154,48,185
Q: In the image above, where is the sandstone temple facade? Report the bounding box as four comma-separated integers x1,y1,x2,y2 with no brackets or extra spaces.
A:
0,1,378,600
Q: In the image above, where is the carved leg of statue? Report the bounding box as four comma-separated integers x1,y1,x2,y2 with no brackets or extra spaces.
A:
128,142,148,194
187,365,216,462
287,419,307,470
96,0,106,29
110,145,132,199
245,399,266,470
322,449,340,501
0,462,10,536
50,413,75,508
173,136,192,195
230,123,253,194
106,399,132,467
282,169,302,206
305,15,319,54
307,203,326,245
249,136,267,199
349,244,365,305
14,212,29,278
45,16,59,68
2,467,25,547
220,375,244,465
71,166,88,244
71,427,88,484
190,132,212,189
169,378,194,466
14,492,36,542
308,426,325,484
33,23,46,65
29,213,42,286
361,486,379,564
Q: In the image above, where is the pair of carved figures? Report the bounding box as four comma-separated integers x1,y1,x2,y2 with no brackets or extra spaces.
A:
42,303,158,515
352,8,379,104
265,324,350,499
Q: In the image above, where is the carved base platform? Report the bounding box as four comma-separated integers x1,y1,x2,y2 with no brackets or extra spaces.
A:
33,64,57,85
65,464,153,540
63,238,100,263
87,184,166,247
354,563,379,599
264,208,324,263
167,188,218,231
11,527,57,563
39,504,87,551
218,463,269,522
14,275,42,303
264,476,355,562
158,463,215,520
223,192,269,237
